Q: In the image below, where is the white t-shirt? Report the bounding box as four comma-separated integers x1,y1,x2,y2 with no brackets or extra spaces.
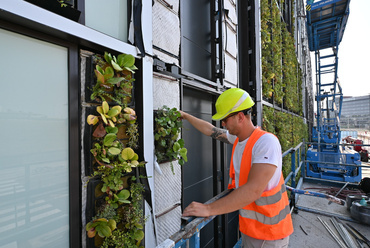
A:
227,130,282,191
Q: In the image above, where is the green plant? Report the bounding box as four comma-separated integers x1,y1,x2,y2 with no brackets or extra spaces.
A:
101,182,146,248
96,204,121,221
91,52,137,107
262,105,308,178
86,218,117,238
87,101,121,127
101,229,144,248
261,0,304,111
86,51,146,247
87,101,137,128
261,0,273,100
106,189,131,209
58,1,68,7
104,52,138,73
86,101,145,208
87,101,139,166
154,106,188,168
94,147,145,199
126,122,139,149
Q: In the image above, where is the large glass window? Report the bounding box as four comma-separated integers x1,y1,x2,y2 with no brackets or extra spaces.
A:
85,0,128,42
0,28,69,248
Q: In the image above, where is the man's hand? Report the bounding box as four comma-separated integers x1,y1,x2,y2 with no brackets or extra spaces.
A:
182,201,211,217
179,110,187,120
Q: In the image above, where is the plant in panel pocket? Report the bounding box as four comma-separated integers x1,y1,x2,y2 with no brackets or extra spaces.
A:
86,101,145,196
91,52,137,107
86,51,146,247
101,182,146,248
154,106,188,172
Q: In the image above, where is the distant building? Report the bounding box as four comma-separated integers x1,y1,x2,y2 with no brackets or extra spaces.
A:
340,95,370,129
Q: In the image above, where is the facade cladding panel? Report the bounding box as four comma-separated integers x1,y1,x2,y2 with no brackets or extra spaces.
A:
181,0,212,80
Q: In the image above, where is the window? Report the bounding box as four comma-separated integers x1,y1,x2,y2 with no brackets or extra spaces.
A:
85,0,129,42
0,28,69,248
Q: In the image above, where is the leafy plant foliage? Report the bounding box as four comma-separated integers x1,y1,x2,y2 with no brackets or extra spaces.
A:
154,106,188,170
101,182,145,248
262,105,308,178
91,52,137,107
261,0,303,114
85,52,146,247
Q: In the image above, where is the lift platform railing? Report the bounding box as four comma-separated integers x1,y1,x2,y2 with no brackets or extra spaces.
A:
283,142,305,190
156,143,306,248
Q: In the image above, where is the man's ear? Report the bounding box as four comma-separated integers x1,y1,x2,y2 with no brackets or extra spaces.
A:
237,112,245,122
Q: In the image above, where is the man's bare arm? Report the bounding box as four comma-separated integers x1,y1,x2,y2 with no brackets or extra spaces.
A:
180,111,230,144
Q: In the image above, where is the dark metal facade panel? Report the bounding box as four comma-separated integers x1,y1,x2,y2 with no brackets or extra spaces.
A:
182,89,214,194
181,0,212,53
181,0,213,81
182,87,217,247
182,38,213,81
237,0,257,104
182,86,240,247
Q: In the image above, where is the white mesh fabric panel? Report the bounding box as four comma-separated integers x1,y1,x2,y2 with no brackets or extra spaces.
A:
153,1,180,59
154,162,182,244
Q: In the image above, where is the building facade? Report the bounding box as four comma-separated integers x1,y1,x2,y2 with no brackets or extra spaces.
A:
340,95,370,129
0,1,313,247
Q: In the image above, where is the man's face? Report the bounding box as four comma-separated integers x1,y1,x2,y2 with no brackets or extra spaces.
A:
221,112,239,134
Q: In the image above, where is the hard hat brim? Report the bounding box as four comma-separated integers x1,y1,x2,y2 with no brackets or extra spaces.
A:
212,112,226,121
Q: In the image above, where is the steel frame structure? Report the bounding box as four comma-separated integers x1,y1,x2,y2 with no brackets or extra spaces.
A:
305,0,361,182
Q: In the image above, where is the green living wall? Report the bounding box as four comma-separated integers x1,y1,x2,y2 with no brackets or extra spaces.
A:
262,105,308,178
261,0,307,178
261,0,303,115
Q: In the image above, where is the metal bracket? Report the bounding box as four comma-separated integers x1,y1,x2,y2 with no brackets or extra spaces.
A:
153,57,183,79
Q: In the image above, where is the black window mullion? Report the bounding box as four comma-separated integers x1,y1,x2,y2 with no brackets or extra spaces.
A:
68,44,82,248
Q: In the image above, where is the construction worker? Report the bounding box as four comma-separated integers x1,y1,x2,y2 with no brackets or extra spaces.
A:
181,88,293,247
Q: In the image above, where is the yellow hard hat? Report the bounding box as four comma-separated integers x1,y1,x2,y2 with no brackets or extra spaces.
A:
212,88,255,120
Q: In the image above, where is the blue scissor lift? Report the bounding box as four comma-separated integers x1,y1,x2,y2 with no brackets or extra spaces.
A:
305,0,362,182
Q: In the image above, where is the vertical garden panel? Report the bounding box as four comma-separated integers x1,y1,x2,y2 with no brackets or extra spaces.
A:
82,51,145,248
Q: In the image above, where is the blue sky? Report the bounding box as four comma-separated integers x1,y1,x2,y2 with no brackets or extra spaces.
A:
310,0,370,97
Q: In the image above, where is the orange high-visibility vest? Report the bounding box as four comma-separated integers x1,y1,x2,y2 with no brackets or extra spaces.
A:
228,128,293,240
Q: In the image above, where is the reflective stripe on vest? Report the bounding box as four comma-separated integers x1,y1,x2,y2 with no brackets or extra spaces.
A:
254,183,287,206
239,203,291,225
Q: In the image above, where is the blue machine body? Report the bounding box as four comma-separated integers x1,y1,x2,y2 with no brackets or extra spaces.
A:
306,149,361,182
305,0,361,182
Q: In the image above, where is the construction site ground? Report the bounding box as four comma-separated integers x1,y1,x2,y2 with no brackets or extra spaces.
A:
289,165,370,247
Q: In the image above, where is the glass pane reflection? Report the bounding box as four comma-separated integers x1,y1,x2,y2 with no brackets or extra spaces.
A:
0,28,69,248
